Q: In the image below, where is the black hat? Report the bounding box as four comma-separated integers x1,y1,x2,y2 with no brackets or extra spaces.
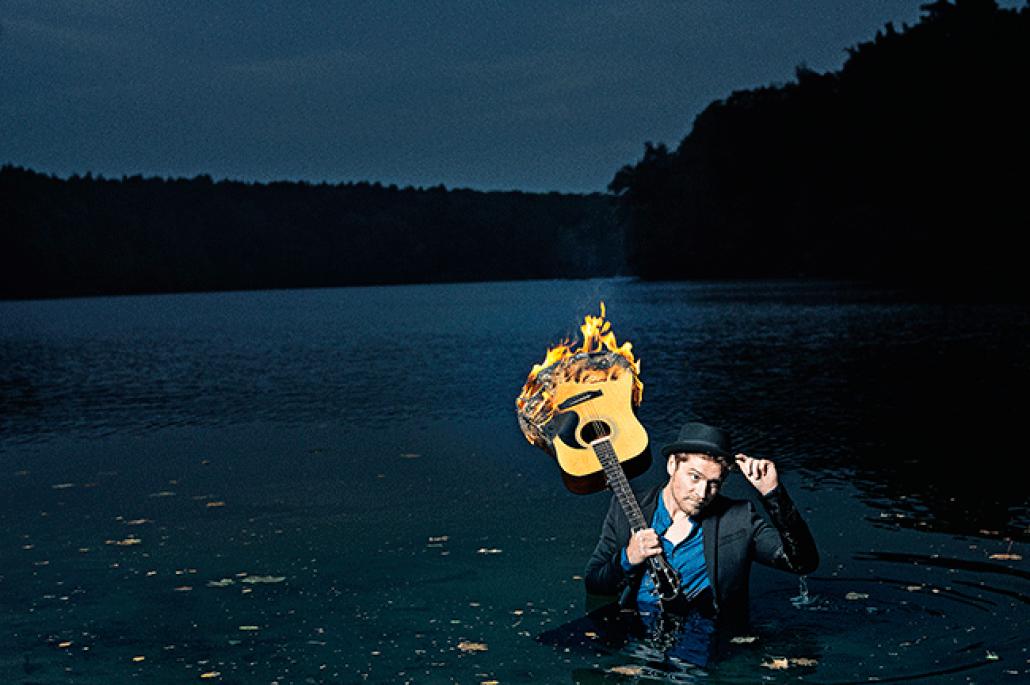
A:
660,421,733,460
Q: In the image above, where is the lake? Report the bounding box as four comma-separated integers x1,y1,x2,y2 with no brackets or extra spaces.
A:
1,279,1027,683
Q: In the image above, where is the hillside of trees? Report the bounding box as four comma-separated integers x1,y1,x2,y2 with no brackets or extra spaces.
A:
0,166,622,299
611,0,1029,296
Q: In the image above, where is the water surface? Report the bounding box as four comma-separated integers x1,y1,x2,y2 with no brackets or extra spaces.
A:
2,279,1027,683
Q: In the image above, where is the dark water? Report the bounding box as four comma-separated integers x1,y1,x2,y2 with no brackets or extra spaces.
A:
1,279,1027,684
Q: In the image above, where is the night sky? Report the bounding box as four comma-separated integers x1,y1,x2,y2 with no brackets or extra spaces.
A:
3,1,1019,193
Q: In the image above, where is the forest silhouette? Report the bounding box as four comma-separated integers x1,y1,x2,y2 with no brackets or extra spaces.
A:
3,0,1026,300
1,169,620,299
611,0,1028,296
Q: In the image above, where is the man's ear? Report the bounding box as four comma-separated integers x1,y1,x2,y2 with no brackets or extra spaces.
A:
666,454,677,477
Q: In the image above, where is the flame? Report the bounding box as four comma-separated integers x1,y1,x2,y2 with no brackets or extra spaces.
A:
516,302,643,444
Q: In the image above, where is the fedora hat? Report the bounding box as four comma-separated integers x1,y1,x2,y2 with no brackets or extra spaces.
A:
660,421,733,460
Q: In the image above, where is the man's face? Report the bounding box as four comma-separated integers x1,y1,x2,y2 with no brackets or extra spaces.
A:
666,453,726,517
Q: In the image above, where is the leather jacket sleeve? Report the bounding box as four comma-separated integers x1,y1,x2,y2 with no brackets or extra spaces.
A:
750,484,819,574
584,494,644,595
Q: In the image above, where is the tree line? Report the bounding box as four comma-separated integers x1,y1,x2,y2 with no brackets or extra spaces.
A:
1,168,622,299
610,0,1029,296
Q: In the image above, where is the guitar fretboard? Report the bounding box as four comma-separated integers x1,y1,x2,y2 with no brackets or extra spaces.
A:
591,439,648,531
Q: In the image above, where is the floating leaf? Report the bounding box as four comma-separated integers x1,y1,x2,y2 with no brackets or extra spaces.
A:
174,586,193,592
51,483,76,489
609,665,643,675
457,641,488,652
131,655,145,662
200,671,221,678
207,579,235,587
845,592,869,600
477,548,503,554
428,535,449,543
238,625,260,631
989,553,1022,561
206,501,226,508
791,657,818,666
240,575,285,584
57,641,73,648
106,537,142,546
731,636,759,644
986,650,999,661
761,657,789,670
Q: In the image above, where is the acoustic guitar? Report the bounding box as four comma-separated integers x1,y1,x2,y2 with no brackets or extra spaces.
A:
543,370,681,602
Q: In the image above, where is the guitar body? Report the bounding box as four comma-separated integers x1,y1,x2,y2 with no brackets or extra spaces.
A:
545,373,651,494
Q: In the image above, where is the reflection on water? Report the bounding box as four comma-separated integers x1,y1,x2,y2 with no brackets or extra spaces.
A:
1,280,1028,683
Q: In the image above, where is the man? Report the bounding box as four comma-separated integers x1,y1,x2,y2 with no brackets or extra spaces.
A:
584,421,819,628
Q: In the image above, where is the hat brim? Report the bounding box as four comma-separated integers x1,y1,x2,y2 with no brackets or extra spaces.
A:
660,440,733,461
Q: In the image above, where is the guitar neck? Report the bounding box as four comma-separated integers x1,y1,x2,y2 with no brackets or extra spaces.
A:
591,439,649,531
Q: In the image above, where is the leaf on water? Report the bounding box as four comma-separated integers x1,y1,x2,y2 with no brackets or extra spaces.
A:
584,631,598,639
131,655,145,662
428,535,449,543
986,650,999,661
206,501,226,508
609,665,643,675
106,537,142,546
906,585,923,592
173,586,193,592
238,625,260,631
761,657,789,670
477,548,503,554
200,671,221,678
989,553,1022,561
51,483,76,489
845,592,869,600
124,519,151,526
57,641,73,648
730,636,759,643
481,680,500,685
791,657,819,666
240,575,285,584
207,579,235,587
457,641,488,652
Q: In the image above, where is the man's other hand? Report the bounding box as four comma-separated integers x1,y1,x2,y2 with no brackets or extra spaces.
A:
735,453,779,496
626,528,662,566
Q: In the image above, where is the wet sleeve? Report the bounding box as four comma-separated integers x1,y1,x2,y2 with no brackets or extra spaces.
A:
750,485,819,575
584,495,642,595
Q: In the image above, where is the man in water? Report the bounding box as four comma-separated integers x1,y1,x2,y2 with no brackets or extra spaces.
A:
584,421,819,628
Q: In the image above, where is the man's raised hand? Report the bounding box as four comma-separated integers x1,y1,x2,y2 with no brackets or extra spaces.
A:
735,453,779,496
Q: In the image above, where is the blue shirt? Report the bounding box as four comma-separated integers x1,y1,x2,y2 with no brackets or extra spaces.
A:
620,493,711,609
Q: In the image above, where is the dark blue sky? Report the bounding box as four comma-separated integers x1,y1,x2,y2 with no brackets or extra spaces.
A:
2,1,1017,192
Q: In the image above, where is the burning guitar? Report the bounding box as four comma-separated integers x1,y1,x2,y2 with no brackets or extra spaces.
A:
516,303,681,602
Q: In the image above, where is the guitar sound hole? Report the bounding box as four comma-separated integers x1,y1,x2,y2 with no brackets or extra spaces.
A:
580,420,612,445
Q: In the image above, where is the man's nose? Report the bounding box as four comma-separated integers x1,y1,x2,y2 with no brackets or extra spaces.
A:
693,480,707,497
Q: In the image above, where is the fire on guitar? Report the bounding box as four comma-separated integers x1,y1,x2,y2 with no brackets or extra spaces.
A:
516,304,682,603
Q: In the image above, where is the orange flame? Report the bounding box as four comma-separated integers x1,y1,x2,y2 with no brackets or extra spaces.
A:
516,302,643,442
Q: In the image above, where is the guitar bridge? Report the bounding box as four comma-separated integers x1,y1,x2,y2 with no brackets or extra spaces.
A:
556,389,603,410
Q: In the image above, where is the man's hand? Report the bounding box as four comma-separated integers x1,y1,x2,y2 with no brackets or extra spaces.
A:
625,528,662,566
735,453,779,496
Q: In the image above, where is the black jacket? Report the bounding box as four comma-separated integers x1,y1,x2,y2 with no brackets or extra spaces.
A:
584,483,819,627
